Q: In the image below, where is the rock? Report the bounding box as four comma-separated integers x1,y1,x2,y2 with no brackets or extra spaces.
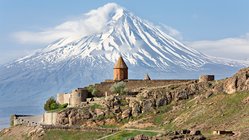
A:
213,83,224,93
129,101,141,117
56,108,92,125
190,130,202,135
175,90,188,100
242,96,249,104
156,97,166,107
122,108,131,119
95,109,105,117
141,99,155,113
205,91,213,98
104,118,116,125
113,96,121,106
168,129,206,140
128,134,150,140
223,68,249,94
213,130,235,136
223,76,237,94
1,128,10,134
69,117,76,125
113,106,122,113
182,129,191,134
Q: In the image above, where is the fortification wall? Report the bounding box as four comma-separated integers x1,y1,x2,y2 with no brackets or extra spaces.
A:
11,114,42,126
64,94,70,104
70,88,88,107
94,79,195,95
42,112,57,125
57,93,64,104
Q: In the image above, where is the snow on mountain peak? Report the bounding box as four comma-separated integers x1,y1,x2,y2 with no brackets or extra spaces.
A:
13,2,247,71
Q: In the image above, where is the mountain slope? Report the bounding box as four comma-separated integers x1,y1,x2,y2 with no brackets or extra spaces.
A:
0,3,247,110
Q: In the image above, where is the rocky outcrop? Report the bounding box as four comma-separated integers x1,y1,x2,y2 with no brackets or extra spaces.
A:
223,67,249,94
167,129,206,140
128,129,206,140
56,108,92,125
128,134,151,140
121,108,131,119
0,125,45,140
56,67,249,126
129,100,141,117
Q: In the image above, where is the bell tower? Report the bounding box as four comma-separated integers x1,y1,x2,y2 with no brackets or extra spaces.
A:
113,56,128,81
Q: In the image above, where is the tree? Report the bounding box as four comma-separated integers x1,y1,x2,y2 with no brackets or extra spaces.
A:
110,81,127,95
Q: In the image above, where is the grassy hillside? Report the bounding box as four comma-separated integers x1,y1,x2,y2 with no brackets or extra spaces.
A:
42,129,109,140
126,92,249,139
1,92,248,140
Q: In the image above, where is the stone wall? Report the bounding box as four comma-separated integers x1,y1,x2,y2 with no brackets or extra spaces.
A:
56,88,89,107
94,79,195,95
64,94,70,104
42,112,57,125
57,93,65,104
11,114,42,126
70,88,88,107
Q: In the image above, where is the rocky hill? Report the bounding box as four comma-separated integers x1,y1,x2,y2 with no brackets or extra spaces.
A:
1,67,248,140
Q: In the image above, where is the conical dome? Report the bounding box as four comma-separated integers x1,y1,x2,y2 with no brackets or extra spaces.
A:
114,56,128,69
144,73,151,80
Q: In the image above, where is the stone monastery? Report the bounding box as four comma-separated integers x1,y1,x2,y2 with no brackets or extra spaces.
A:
56,56,215,108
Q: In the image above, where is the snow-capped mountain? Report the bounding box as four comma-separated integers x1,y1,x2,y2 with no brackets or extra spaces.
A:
0,3,247,111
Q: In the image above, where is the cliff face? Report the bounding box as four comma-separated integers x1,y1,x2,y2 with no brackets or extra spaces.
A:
223,67,249,94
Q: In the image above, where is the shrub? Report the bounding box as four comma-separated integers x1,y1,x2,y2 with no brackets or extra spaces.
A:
60,103,68,109
110,81,127,95
44,97,57,111
50,102,59,110
87,85,100,97
44,97,68,111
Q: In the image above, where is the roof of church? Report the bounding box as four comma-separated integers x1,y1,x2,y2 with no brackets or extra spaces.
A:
144,73,151,80
114,56,128,69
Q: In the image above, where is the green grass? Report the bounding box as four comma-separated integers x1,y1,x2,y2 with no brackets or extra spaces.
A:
157,92,249,133
90,103,103,110
100,124,119,128
153,114,164,125
47,107,66,113
42,129,110,140
106,130,158,140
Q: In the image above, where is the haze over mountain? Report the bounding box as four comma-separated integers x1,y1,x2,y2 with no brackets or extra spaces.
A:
0,3,248,115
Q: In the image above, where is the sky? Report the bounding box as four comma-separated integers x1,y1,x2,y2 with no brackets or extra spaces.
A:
0,0,249,64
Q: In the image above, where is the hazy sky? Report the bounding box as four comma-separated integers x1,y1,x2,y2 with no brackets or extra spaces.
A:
0,0,249,64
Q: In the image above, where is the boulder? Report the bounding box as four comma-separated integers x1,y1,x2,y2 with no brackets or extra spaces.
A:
56,108,92,125
128,134,150,140
113,106,122,113
129,100,141,117
190,130,202,135
95,109,105,117
223,68,249,94
156,97,166,107
223,76,237,94
122,108,131,119
141,99,155,113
